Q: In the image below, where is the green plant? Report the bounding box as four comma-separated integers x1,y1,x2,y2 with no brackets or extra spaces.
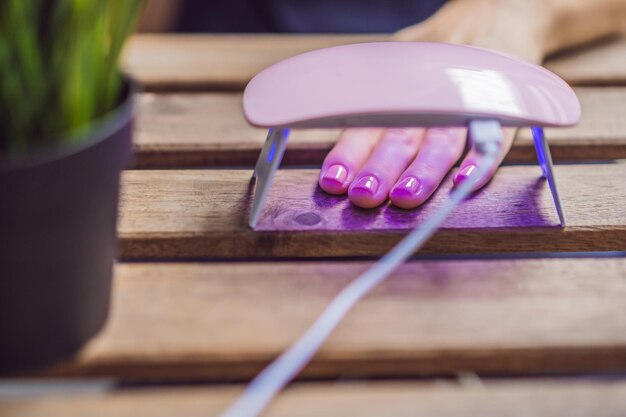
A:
0,0,144,158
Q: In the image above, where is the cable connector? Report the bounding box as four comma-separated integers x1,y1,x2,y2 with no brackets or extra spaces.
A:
468,119,503,157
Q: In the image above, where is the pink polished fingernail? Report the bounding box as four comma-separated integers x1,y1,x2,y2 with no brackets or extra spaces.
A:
351,175,379,196
454,164,477,185
321,164,348,187
390,176,421,198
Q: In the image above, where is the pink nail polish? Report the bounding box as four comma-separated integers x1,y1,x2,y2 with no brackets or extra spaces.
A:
454,164,477,185
390,176,421,198
351,175,379,196
321,164,348,186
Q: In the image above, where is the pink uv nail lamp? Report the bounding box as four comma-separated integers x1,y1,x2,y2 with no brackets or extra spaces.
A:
243,42,581,227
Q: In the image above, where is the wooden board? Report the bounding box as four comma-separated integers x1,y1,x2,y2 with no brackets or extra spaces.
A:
39,258,626,380
134,88,626,168
545,38,626,86
123,35,626,92
2,380,626,417
123,34,382,92
118,164,626,259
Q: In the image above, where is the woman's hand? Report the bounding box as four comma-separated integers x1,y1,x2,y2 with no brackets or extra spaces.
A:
319,0,625,209
319,126,513,209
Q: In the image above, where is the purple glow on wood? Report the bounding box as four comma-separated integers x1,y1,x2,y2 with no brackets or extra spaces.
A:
254,170,560,232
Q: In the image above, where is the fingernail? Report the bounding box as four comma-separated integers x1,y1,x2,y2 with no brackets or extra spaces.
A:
454,164,477,185
351,175,379,196
321,164,348,186
390,176,421,198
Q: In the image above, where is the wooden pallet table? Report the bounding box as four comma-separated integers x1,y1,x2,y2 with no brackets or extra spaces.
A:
2,34,625,417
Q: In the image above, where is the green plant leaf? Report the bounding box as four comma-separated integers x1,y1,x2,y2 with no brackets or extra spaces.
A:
0,0,145,158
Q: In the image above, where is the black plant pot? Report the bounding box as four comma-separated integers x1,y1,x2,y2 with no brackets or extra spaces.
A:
0,81,134,374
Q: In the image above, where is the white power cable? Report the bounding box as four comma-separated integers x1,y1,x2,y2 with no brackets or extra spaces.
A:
220,120,503,417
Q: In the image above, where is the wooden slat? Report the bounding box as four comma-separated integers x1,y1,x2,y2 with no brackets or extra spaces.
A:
545,38,626,86
516,87,626,162
124,34,381,92
3,380,626,417
124,35,626,91
118,164,626,259
134,88,626,168
40,258,626,380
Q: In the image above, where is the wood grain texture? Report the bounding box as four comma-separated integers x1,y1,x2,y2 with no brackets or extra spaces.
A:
39,258,626,380
123,34,381,92
545,38,626,86
133,88,626,168
3,380,626,417
123,35,626,92
118,164,626,259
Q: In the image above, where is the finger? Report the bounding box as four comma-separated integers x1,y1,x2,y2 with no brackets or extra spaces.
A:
319,128,383,195
453,127,516,191
348,128,425,208
389,127,466,209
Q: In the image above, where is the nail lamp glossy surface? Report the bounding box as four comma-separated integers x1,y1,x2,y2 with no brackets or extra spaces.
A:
243,42,580,128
